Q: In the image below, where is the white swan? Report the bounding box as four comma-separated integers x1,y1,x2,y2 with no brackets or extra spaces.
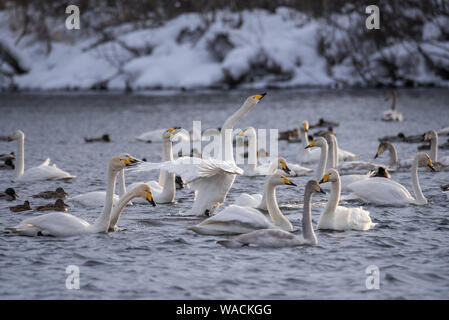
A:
297,121,321,164
238,127,311,176
137,127,189,143
131,94,266,216
304,136,328,181
68,154,137,207
347,152,435,205
129,127,181,204
5,157,144,237
382,91,403,122
188,173,296,235
8,130,74,181
216,180,322,248
424,130,449,167
318,169,375,231
375,141,414,169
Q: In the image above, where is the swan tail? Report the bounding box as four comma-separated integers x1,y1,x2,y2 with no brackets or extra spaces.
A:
216,239,245,248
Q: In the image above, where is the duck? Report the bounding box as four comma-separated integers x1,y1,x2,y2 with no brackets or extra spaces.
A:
8,130,75,181
347,152,435,206
32,187,68,199
0,188,19,201
5,156,145,237
0,158,15,170
310,118,339,128
189,173,297,235
84,134,111,143
442,184,449,200
0,152,15,161
424,130,449,168
216,180,323,248
9,201,32,213
318,169,375,231
36,199,70,212
381,90,403,122
278,128,299,141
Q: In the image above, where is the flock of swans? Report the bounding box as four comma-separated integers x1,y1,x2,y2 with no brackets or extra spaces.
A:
1,92,447,249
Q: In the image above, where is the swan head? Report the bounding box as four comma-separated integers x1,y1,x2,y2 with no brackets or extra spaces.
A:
424,130,437,141
270,173,297,187
134,184,156,206
374,141,392,159
163,127,182,141
237,127,256,137
417,153,436,172
8,130,24,141
305,136,326,149
301,121,309,132
120,153,141,165
276,157,292,175
111,156,139,171
306,180,326,194
319,168,340,184
247,93,266,105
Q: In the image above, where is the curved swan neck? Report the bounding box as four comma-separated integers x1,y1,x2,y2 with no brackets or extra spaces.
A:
221,98,256,163
391,92,397,110
160,137,175,200
265,179,293,231
108,189,137,230
15,133,25,178
430,134,438,162
411,155,426,204
326,136,335,171
92,164,119,232
300,129,310,154
316,142,328,181
386,142,398,167
303,189,318,244
324,177,340,214
117,169,126,198
332,135,339,168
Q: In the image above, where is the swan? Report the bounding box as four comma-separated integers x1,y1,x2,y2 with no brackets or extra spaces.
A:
237,127,311,176
69,154,138,207
424,130,449,168
318,169,375,231
188,173,296,235
382,91,403,122
297,121,321,164
8,130,75,181
216,180,322,248
347,152,435,205
131,94,266,216
128,127,182,204
375,141,414,169
137,128,189,143
5,157,147,237
304,136,328,181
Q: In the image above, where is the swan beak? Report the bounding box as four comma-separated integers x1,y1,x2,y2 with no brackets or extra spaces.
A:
305,141,315,149
319,174,330,184
7,136,14,141
427,159,436,172
282,176,297,186
318,187,326,194
146,192,156,206
424,132,430,141
238,129,247,136
374,147,383,159
281,162,291,174
254,92,267,101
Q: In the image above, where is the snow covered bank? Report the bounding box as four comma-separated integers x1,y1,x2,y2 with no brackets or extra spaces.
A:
1,7,448,91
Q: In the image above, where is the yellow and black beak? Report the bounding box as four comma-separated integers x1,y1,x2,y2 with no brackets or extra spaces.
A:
317,186,326,194
427,159,436,172
374,147,383,159
319,174,330,184
147,191,156,206
7,135,14,142
254,92,267,101
305,140,315,149
424,132,431,141
282,176,297,186
238,129,247,136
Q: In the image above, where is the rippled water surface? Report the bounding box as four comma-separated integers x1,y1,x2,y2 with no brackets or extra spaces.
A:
0,89,448,299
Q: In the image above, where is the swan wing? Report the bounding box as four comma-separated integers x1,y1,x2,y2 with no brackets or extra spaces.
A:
318,206,375,231
218,229,308,248
234,193,262,208
17,158,74,181
348,177,413,205
13,213,91,237
69,191,119,207
287,163,313,176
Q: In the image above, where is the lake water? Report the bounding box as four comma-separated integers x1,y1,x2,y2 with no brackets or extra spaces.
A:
0,89,448,299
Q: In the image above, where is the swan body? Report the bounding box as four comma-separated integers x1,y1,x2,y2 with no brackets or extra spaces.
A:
348,152,435,205
318,169,375,231
217,180,322,248
382,91,403,122
137,128,189,143
5,157,143,237
8,130,74,181
188,173,296,235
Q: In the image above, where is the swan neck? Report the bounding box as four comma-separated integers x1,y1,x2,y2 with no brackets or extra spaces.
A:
316,142,328,181
109,189,136,230
411,156,426,204
324,178,340,214
117,169,126,198
302,189,317,244
265,180,292,231
93,164,118,232
326,137,335,170
391,93,397,110
247,129,258,172
332,135,339,168
300,130,310,155
15,134,25,178
387,143,398,167
430,135,438,162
